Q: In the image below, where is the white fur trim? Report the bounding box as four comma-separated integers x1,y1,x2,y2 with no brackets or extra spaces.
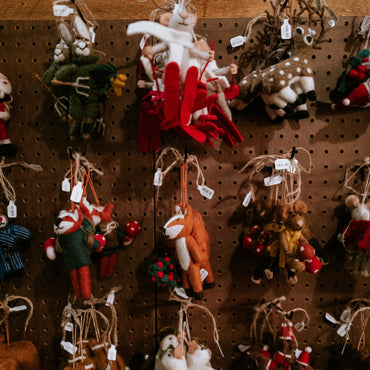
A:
46,247,56,261
176,237,191,270
0,111,10,120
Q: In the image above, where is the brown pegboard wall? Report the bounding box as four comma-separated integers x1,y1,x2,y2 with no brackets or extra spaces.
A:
0,17,368,369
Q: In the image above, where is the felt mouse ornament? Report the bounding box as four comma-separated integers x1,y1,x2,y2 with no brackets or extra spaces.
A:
339,194,370,276
266,200,317,283
49,14,126,140
0,74,17,156
0,204,31,279
237,25,317,122
79,198,140,279
44,206,106,299
163,204,215,300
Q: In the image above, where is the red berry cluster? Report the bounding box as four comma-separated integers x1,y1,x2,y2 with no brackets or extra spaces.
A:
242,225,271,255
349,58,369,82
147,254,180,288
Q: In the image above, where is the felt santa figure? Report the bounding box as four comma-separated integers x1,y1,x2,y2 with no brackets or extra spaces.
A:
0,74,16,156
297,347,312,367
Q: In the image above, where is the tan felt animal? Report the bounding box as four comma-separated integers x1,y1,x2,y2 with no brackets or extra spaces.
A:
163,204,214,300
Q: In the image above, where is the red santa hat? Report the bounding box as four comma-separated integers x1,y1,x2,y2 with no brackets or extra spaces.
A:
305,255,322,274
297,346,312,366
279,322,293,340
259,344,271,358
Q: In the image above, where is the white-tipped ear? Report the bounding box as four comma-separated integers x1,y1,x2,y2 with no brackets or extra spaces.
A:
72,15,91,41
57,21,76,45
183,207,188,216
175,205,183,215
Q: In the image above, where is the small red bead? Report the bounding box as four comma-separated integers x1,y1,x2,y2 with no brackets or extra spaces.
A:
157,261,164,268
164,256,171,262
161,283,166,287
169,264,174,270
152,277,156,282
157,271,164,278
357,65,367,73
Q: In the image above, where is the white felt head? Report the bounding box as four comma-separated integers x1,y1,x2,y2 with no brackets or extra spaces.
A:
54,42,70,63
186,344,212,367
159,347,187,370
0,74,12,95
72,39,92,56
160,334,179,351
54,208,81,234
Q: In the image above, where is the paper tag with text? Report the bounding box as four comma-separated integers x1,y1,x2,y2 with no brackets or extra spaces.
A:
65,322,73,332
154,168,163,187
264,175,283,186
7,201,17,218
200,268,209,281
198,185,214,199
70,181,83,203
242,190,252,207
53,4,74,17
62,178,71,192
230,35,246,48
281,19,292,40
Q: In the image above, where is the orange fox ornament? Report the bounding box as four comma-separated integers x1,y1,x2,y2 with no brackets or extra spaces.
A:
163,204,214,299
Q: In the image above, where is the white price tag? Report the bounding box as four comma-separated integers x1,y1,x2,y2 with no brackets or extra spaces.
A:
106,292,115,305
62,178,71,192
242,190,252,207
9,305,27,312
64,322,73,332
107,345,117,361
200,268,209,281
281,19,292,40
275,158,291,170
230,35,247,48
153,168,163,187
53,4,74,17
264,175,283,186
70,181,83,203
85,365,94,369
325,312,339,324
294,321,305,332
140,34,149,50
238,344,251,353
287,159,298,174
198,185,214,200
174,287,189,299
61,340,77,355
340,307,351,323
337,323,351,337
7,201,17,218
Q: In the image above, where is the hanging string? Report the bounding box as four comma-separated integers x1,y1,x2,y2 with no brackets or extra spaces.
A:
169,289,224,357
242,13,267,44
0,294,34,344
343,157,370,204
239,147,312,205
0,159,42,204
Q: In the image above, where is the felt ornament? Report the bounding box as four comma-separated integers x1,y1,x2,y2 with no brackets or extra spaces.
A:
44,206,106,299
0,161,42,278
79,197,140,279
0,74,16,156
128,2,243,150
163,203,214,300
330,49,370,106
237,25,318,122
147,249,181,288
338,159,370,276
154,333,187,370
40,2,126,140
60,287,126,369
186,340,214,370
0,295,40,370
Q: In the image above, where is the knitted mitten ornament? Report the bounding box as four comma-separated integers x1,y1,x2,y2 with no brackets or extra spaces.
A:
0,74,17,156
44,207,106,298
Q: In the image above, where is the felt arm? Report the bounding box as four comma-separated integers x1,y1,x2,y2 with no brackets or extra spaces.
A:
44,237,56,260
189,46,210,61
55,64,78,82
185,235,203,263
42,62,60,84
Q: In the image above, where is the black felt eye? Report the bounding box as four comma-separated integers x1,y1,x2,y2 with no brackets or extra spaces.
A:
296,27,303,34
